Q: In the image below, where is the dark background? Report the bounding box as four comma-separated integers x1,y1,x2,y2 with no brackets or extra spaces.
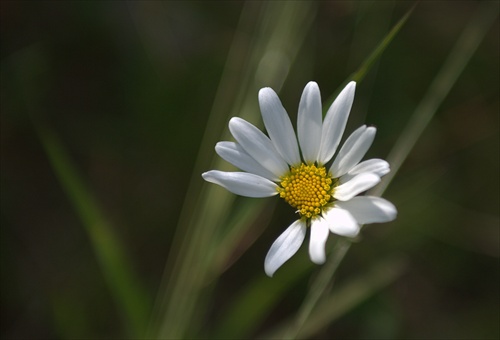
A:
1,1,498,339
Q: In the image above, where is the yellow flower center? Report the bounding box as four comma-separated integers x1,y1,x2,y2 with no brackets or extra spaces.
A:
278,163,337,218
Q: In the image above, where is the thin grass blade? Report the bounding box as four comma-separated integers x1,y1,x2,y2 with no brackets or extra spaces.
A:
261,256,408,339
323,3,417,113
36,124,151,337
371,1,499,196
267,5,416,338
270,2,498,339
10,45,151,337
151,2,317,338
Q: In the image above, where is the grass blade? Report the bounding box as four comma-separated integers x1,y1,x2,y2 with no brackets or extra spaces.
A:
274,5,417,339
323,3,417,112
151,2,317,338
262,256,408,339
36,124,150,337
212,251,314,339
10,44,151,337
371,1,499,196
270,2,498,338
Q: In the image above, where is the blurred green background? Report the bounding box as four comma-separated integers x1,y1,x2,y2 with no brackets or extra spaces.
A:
1,1,498,339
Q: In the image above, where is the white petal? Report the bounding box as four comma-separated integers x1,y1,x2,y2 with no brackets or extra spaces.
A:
229,117,289,177
318,81,356,164
330,126,376,178
264,219,306,277
202,170,279,198
333,173,380,201
349,158,390,176
335,196,397,224
309,216,330,264
215,142,279,181
323,207,360,237
339,159,390,184
297,81,322,164
259,88,301,166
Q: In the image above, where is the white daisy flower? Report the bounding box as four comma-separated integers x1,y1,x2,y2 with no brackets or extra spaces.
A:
202,81,397,277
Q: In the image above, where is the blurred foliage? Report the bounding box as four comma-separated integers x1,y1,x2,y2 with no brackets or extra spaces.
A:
1,1,498,339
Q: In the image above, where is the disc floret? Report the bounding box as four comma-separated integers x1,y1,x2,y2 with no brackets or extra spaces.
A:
278,163,336,218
